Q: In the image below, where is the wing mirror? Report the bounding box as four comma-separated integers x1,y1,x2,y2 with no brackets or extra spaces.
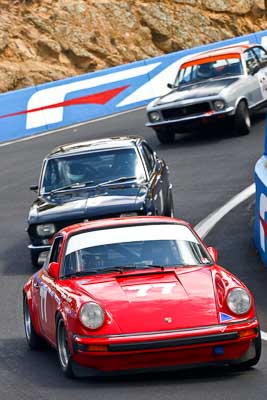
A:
207,246,218,263
30,184,38,192
47,262,60,279
251,65,260,75
167,83,175,89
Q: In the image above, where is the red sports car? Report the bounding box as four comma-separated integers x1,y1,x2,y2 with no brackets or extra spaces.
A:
23,216,261,378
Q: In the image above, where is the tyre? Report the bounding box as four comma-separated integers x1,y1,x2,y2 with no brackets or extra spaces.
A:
234,101,251,136
231,331,261,370
155,128,175,144
23,294,45,350
31,251,40,269
165,190,174,217
56,316,75,378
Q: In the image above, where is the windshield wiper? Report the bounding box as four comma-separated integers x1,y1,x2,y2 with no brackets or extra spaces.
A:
50,181,95,194
98,176,137,187
63,269,100,278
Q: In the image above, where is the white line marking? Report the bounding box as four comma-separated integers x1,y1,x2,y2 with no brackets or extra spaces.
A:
194,183,267,341
195,183,256,239
0,106,146,148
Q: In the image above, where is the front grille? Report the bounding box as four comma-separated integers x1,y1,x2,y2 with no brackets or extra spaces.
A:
162,103,211,120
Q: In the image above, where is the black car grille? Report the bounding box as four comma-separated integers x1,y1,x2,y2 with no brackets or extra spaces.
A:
162,103,211,120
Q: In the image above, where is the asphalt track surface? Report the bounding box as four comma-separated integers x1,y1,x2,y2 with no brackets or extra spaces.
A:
0,109,267,399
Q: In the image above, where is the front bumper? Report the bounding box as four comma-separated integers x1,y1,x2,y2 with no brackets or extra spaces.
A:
146,106,234,131
71,319,259,373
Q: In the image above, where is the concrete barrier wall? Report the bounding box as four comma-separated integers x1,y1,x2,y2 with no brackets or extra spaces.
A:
0,30,267,143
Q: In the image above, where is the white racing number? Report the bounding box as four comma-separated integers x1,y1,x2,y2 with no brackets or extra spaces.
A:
126,283,176,297
40,284,48,322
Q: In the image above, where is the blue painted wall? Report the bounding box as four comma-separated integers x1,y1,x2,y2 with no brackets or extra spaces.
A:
0,29,266,143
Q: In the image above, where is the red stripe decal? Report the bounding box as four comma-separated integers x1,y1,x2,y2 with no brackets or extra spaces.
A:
0,85,129,120
260,214,267,238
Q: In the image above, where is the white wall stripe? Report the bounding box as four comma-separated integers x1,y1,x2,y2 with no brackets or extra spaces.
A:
194,183,267,342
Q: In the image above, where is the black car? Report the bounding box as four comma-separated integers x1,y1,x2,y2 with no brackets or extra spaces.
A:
27,136,174,267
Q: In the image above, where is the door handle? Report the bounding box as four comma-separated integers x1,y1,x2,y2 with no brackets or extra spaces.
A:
33,281,40,289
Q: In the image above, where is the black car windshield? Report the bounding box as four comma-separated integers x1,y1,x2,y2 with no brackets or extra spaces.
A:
176,56,243,86
41,148,146,193
62,224,212,277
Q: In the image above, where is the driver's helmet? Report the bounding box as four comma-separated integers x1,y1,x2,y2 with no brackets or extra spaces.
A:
64,159,85,183
197,62,213,79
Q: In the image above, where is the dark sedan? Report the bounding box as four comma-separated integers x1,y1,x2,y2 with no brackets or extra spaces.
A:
27,136,174,267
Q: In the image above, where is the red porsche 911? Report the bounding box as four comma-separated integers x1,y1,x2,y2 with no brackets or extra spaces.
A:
23,216,261,378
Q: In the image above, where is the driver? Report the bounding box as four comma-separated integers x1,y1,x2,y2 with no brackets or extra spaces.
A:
196,62,214,79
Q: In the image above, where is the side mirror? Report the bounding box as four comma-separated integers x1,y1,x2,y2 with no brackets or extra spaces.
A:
207,246,218,263
30,184,38,192
167,83,175,89
47,262,60,279
155,159,162,172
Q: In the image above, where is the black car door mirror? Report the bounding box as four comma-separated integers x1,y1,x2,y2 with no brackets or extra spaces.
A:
167,83,175,89
155,160,162,172
30,184,38,192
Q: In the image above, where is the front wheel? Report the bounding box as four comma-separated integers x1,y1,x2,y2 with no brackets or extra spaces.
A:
234,101,251,136
56,316,75,378
23,294,45,350
165,190,174,217
155,128,175,144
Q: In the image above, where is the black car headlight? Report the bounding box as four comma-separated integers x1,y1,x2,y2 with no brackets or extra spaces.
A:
213,100,226,111
36,223,56,237
227,288,251,315
148,111,161,122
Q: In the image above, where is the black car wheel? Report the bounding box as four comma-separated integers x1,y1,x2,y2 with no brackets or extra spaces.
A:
234,101,251,136
31,252,40,269
155,128,175,144
165,191,174,217
230,330,261,370
23,294,45,350
56,316,75,378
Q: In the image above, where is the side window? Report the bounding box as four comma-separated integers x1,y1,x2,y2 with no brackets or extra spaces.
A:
47,236,63,266
244,50,260,75
252,46,267,67
141,143,155,174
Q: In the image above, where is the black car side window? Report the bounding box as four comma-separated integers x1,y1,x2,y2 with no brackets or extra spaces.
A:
141,143,155,174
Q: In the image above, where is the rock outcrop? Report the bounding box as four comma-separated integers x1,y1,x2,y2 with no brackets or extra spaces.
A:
0,0,266,93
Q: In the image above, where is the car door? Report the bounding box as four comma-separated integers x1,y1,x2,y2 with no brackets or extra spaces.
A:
243,48,263,106
37,236,63,342
252,45,267,101
140,142,167,216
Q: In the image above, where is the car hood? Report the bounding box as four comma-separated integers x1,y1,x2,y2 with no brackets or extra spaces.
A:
28,185,147,223
75,267,218,334
156,77,239,105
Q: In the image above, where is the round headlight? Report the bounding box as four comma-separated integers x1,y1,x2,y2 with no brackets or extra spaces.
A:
149,111,161,122
213,100,225,111
79,302,105,330
227,288,251,315
36,223,56,237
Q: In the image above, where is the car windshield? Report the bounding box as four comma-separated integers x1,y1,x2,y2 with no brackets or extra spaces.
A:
176,56,243,86
62,224,212,277
40,148,146,193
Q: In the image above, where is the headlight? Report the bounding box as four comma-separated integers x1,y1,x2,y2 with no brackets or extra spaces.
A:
227,288,251,315
213,100,225,111
79,302,105,329
36,223,56,237
120,212,139,217
149,111,161,122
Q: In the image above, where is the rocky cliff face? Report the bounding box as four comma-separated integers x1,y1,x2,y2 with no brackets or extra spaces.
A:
0,0,266,93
